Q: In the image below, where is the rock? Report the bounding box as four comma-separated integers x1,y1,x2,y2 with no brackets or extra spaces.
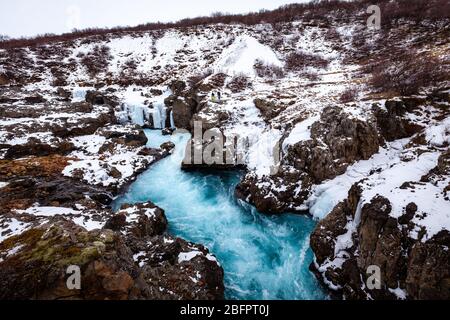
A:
85,90,116,106
0,200,225,300
310,202,352,265
398,202,418,224
56,87,72,101
24,95,46,104
104,202,225,300
310,183,450,300
0,73,10,85
4,140,75,160
108,167,122,179
150,89,163,96
169,80,187,96
162,128,175,136
357,197,404,291
52,113,116,138
172,97,196,130
71,101,93,113
0,218,141,300
237,107,379,214
287,106,380,183
254,98,283,121
160,141,175,153
406,230,450,300
108,202,168,238
373,100,424,142
164,94,177,107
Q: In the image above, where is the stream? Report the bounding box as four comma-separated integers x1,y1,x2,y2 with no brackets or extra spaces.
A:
113,129,327,300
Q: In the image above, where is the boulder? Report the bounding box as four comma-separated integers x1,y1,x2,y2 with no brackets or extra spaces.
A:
0,218,141,300
85,90,116,106
4,139,75,160
172,97,196,130
253,98,283,121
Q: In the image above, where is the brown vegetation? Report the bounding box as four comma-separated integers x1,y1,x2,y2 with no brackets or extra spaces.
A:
368,49,448,95
80,45,112,77
1,1,448,50
285,51,329,71
254,60,284,79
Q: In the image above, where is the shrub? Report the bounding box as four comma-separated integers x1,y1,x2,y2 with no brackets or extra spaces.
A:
80,45,112,77
254,60,284,79
226,74,252,93
285,51,329,71
187,69,213,89
0,1,448,50
369,49,448,96
339,88,358,103
300,70,320,82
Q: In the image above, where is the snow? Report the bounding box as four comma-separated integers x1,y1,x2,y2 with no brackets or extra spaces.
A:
425,116,450,147
71,217,104,231
16,206,79,217
118,205,157,223
14,206,104,231
70,135,106,154
0,182,8,189
282,115,320,151
246,128,283,177
72,87,91,102
307,140,449,240
307,139,408,219
63,149,152,187
389,286,407,300
213,35,283,77
178,250,202,263
0,218,31,243
116,87,170,129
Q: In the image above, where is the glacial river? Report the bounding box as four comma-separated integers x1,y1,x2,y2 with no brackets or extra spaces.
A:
113,130,327,300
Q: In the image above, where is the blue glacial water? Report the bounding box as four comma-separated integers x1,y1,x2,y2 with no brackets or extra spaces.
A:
113,129,327,300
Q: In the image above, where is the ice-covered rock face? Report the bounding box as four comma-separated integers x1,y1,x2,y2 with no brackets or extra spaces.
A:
213,35,283,77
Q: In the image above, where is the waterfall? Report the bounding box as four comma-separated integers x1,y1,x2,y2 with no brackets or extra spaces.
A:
170,110,175,128
149,103,167,129
160,105,167,129
72,88,89,102
117,89,173,129
129,104,146,126
150,108,161,129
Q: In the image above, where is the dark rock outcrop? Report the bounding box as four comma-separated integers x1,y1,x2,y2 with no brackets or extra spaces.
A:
85,90,116,106
4,139,75,160
286,106,379,183
236,106,380,214
0,202,225,300
310,179,450,300
373,99,424,142
254,98,283,121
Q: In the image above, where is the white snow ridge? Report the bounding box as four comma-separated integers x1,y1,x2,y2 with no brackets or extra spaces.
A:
213,35,283,77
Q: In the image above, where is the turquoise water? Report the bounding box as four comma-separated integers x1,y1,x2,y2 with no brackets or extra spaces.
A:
113,130,327,300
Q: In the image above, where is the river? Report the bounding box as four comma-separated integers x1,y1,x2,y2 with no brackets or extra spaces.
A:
113,129,327,300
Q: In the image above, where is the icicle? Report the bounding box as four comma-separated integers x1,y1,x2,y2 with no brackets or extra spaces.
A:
129,104,145,126
170,110,175,128
151,108,161,129
160,105,167,128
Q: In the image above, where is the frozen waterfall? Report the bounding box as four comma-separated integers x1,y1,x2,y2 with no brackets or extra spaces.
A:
117,102,168,129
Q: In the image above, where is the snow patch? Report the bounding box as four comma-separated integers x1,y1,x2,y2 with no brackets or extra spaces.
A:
213,35,282,77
